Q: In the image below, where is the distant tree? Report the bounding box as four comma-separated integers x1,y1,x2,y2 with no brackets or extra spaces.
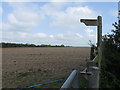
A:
48,44,51,47
30,44,36,47
60,44,64,47
40,44,46,47
1,42,67,48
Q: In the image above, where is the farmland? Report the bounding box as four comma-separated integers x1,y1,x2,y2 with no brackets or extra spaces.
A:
2,47,90,88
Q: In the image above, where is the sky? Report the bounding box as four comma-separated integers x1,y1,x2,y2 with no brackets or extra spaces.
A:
0,0,118,46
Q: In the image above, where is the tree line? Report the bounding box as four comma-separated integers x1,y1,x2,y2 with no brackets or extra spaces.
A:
0,42,68,48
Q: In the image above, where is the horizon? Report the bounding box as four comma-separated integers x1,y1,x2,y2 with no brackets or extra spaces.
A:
1,42,92,47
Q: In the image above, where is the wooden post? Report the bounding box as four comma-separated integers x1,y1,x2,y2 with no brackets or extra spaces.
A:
97,16,102,68
97,16,102,88
80,16,102,89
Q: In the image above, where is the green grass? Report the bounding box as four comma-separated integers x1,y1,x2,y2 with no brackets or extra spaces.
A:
15,71,50,88
30,75,87,88
17,72,30,77
15,71,88,88
79,75,87,88
32,76,67,88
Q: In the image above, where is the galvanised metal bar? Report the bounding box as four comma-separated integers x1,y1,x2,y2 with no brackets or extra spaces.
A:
60,69,79,89
73,71,79,88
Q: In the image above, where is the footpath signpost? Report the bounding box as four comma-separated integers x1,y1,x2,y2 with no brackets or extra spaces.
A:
80,16,102,68
80,16,102,88
60,16,102,89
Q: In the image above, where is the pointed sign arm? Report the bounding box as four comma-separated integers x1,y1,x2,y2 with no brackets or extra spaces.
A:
80,19,98,26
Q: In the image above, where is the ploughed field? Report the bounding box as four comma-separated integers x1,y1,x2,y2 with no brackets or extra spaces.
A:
2,47,90,88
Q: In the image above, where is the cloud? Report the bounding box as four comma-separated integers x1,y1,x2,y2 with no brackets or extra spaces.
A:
34,33,48,38
4,30,97,46
44,6,99,29
2,2,98,46
2,28,96,46
0,7,3,14
2,31,88,46
2,0,118,2
85,28,96,37
2,0,82,2
3,2,99,32
3,2,44,32
110,10,117,17
8,13,38,27
0,22,2,30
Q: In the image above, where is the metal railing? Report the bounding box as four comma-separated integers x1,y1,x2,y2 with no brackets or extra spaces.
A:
60,53,100,89
60,69,79,89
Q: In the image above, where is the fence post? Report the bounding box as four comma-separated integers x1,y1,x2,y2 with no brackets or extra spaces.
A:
88,66,99,89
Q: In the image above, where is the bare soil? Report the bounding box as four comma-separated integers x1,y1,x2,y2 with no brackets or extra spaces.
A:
2,47,90,88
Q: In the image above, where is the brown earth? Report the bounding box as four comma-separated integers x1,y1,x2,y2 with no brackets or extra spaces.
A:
2,47,90,88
